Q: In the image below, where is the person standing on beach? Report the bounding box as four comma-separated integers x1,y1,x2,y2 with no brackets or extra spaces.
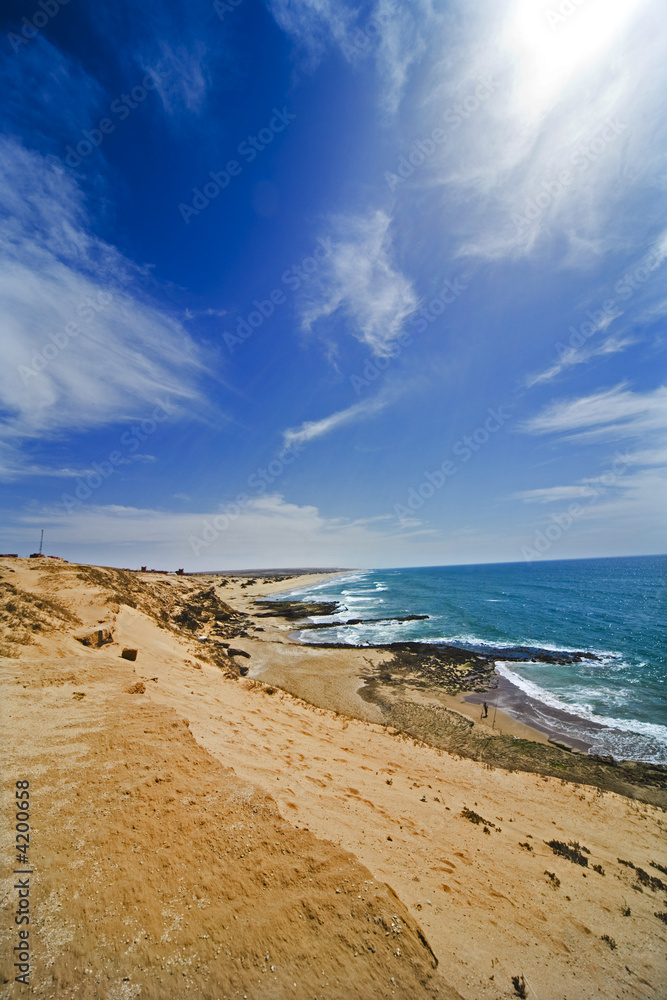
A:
482,701,488,719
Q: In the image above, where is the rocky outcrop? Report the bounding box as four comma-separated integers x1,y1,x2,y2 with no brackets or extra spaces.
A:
303,614,430,629
121,648,138,661
172,586,250,639
254,599,341,620
77,627,114,648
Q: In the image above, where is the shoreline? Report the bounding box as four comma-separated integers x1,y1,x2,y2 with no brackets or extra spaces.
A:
463,675,596,754
263,582,665,769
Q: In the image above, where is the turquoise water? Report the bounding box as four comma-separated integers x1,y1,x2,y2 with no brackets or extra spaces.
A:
280,556,667,764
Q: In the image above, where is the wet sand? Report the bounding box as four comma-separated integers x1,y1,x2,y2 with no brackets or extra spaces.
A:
462,676,596,753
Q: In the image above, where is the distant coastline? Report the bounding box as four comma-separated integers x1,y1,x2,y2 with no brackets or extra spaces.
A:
263,557,667,772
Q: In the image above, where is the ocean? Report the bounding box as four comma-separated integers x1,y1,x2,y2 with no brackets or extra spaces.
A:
278,555,667,765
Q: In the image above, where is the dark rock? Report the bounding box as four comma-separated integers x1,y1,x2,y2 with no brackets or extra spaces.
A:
304,614,430,629
227,647,250,659
254,599,341,620
121,648,138,661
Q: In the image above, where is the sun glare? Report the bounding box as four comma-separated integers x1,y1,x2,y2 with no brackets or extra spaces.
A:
508,0,646,116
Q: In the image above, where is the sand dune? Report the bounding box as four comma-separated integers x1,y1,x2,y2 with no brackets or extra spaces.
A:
1,558,665,999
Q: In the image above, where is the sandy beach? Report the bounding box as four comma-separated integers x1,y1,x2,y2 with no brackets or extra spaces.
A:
1,558,666,999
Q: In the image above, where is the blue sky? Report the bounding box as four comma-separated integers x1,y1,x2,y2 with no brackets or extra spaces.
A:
0,0,665,570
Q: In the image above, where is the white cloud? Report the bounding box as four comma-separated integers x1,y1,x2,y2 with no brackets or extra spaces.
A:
524,332,634,387
150,41,209,116
81,0,224,124
401,0,667,267
300,210,417,356
266,0,438,114
515,381,667,547
0,137,203,459
519,383,667,442
1,494,435,569
265,0,355,73
282,391,392,450
371,1,437,117
513,485,589,504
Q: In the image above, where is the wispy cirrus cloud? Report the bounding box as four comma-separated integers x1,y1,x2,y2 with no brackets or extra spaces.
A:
79,0,225,122
519,383,667,443
0,137,203,463
265,0,355,65
516,382,667,540
513,484,593,505
282,390,392,451
300,209,417,356
524,333,635,388
266,0,438,114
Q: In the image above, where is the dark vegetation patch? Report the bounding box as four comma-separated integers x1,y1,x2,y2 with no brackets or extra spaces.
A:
545,871,560,888
461,806,495,829
512,973,527,998
654,911,667,925
547,840,589,867
601,934,616,950
618,859,667,893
